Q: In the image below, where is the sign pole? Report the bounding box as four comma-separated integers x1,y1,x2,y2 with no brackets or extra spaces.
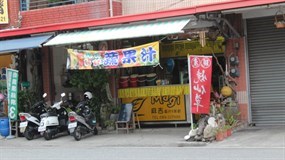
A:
187,55,194,131
6,118,14,139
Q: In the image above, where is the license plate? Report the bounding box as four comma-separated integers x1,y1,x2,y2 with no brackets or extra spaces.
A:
38,119,46,132
68,122,77,129
19,122,28,133
19,121,28,128
69,128,75,134
38,126,46,132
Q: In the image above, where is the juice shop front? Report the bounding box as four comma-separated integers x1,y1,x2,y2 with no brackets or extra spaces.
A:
117,38,224,124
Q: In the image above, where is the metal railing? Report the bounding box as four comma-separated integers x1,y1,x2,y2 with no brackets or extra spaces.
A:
20,0,95,11
20,0,234,14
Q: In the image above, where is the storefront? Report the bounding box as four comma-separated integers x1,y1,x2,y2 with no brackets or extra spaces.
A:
45,20,226,124
117,38,225,124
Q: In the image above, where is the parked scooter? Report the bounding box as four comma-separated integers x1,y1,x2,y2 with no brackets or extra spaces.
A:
19,93,48,140
38,93,69,140
68,92,98,141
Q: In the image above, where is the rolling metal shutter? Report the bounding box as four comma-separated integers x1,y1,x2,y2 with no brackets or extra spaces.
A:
247,16,285,126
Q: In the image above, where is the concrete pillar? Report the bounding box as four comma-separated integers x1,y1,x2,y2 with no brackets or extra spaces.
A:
225,38,249,123
41,47,55,103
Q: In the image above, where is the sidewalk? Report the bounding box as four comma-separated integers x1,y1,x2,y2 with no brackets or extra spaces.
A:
0,126,284,148
206,126,285,148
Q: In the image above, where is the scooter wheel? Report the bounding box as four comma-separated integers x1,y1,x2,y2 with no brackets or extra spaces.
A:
74,127,82,141
24,127,34,140
44,130,52,140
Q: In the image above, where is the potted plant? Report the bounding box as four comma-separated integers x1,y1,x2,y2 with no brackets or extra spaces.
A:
224,125,232,137
113,105,121,114
274,10,285,28
215,127,225,141
225,109,240,133
110,105,120,118
104,120,115,131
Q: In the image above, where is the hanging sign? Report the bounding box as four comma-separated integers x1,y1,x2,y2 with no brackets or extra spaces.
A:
66,41,160,69
188,55,212,114
0,0,9,24
6,68,18,120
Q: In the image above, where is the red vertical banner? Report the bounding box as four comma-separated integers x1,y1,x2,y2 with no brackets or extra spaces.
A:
188,55,212,114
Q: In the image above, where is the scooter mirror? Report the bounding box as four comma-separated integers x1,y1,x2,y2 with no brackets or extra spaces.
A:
43,93,47,98
61,93,66,97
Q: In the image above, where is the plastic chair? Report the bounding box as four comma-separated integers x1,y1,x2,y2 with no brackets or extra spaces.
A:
115,103,135,134
133,112,142,130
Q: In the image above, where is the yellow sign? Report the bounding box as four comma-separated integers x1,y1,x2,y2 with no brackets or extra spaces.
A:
118,84,189,98
122,95,186,122
0,0,9,24
0,54,12,68
161,37,224,58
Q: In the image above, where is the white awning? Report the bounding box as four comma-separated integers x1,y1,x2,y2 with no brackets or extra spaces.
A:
44,17,192,46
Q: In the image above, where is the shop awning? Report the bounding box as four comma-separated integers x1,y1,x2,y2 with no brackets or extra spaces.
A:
0,35,52,54
44,18,192,46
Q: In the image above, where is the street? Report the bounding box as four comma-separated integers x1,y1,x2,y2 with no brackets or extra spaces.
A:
0,147,284,160
0,127,284,160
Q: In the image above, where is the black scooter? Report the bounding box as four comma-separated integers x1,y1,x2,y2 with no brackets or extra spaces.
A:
68,100,98,141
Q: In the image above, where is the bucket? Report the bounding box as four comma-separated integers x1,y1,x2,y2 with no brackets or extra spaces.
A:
0,117,9,137
146,73,157,86
137,74,146,87
119,76,129,88
130,74,138,81
129,74,138,87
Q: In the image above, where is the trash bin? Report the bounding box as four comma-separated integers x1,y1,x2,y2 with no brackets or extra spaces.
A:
0,117,9,137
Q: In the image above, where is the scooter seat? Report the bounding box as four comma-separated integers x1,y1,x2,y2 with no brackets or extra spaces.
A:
31,113,40,119
40,112,57,118
47,112,58,116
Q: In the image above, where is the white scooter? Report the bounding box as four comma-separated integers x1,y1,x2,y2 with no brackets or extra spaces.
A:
38,93,69,140
19,93,48,140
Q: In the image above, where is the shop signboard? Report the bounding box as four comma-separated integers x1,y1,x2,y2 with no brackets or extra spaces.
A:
161,37,224,58
6,68,18,120
0,54,13,69
188,55,212,114
118,84,189,98
0,0,9,24
66,41,159,69
122,95,186,122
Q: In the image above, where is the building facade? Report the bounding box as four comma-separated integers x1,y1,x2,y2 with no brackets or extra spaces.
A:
1,0,285,125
